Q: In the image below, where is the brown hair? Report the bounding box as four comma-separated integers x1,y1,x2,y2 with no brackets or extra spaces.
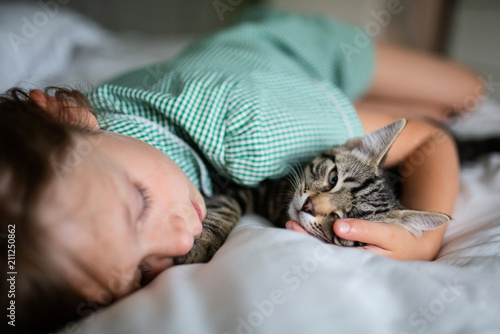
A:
0,87,102,333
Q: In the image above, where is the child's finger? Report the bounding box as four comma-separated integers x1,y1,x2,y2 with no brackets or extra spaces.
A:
285,220,309,234
361,244,390,257
333,219,397,249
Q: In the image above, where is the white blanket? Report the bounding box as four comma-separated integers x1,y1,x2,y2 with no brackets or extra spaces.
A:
75,211,500,334
1,4,499,333
74,87,500,334
74,144,500,334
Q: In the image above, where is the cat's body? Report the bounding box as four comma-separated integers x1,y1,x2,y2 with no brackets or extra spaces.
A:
174,119,451,264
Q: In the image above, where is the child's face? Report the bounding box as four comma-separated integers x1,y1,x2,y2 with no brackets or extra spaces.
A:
33,92,205,302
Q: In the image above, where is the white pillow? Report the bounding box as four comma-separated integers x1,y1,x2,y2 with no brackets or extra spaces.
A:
0,2,109,91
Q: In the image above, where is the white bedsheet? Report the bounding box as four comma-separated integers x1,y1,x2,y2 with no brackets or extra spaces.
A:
74,142,500,334
1,4,499,333
75,213,500,334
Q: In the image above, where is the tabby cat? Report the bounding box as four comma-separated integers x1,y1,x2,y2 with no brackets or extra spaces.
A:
174,119,450,264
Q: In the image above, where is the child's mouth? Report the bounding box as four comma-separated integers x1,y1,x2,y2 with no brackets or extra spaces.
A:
192,200,203,224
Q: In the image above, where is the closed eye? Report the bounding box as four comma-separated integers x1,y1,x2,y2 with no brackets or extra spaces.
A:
136,183,153,222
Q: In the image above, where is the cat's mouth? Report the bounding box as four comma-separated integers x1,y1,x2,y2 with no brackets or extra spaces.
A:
288,196,335,244
288,193,308,224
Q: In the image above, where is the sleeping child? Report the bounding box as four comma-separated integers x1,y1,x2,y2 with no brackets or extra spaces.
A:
0,6,483,333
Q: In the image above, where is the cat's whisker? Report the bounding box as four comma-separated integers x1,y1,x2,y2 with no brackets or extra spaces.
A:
286,167,301,192
297,165,306,187
281,193,295,208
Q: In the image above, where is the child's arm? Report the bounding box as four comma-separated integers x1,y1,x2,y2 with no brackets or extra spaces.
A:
357,42,484,122
339,110,459,260
334,42,478,260
288,41,480,260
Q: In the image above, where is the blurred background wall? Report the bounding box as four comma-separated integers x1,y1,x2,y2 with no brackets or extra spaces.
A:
447,0,500,102
20,0,500,101
48,0,256,34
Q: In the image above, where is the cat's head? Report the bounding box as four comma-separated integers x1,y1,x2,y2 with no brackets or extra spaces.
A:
288,119,450,245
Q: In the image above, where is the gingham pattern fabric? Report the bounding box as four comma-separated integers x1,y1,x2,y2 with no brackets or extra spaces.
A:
86,7,374,195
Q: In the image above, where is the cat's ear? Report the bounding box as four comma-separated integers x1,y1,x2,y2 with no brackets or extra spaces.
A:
382,209,451,237
346,119,407,166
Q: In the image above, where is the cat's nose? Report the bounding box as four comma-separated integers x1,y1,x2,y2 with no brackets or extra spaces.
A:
301,197,315,216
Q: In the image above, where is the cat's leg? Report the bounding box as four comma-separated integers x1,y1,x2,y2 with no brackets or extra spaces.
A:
173,195,242,264
221,179,293,228
174,179,295,265
332,235,365,247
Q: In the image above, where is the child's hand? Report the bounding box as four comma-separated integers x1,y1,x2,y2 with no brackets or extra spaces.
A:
285,219,442,261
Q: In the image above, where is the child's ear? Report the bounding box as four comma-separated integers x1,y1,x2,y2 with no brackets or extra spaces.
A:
29,89,53,113
29,89,99,129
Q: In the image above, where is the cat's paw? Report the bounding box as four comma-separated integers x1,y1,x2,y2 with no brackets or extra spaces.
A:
173,248,203,265
173,237,218,265
332,235,365,247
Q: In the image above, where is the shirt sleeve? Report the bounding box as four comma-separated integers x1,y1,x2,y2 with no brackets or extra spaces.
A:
87,7,369,193
232,6,376,101
168,6,375,101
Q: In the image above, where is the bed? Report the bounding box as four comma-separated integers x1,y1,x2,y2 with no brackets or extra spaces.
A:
2,3,500,333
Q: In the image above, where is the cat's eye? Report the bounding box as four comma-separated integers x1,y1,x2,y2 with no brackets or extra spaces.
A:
328,169,338,189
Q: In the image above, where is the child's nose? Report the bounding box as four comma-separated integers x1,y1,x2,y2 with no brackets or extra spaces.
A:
144,215,195,256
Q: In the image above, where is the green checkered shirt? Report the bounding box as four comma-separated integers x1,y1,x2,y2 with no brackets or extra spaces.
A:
87,7,373,195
